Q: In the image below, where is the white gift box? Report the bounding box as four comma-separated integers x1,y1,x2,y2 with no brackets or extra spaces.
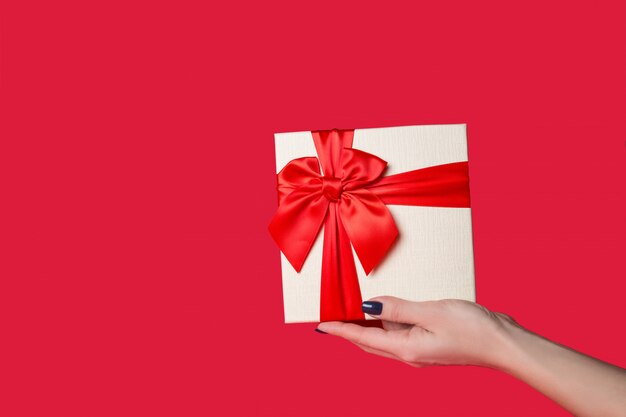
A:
273,124,476,323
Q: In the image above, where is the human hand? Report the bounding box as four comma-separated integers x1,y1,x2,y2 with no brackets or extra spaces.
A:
316,296,520,369
317,296,626,416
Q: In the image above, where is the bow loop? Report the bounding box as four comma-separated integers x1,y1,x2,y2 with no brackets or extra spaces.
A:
341,148,388,191
276,157,321,205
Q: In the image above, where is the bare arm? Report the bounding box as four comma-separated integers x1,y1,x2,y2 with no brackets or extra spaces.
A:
316,297,626,417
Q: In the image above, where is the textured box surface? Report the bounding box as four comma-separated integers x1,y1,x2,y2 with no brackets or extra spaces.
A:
274,124,475,323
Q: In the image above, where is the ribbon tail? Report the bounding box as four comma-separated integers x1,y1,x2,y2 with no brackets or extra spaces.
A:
268,185,329,272
339,189,399,275
320,203,365,322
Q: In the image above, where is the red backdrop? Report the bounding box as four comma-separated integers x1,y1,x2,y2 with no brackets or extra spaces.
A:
1,1,625,416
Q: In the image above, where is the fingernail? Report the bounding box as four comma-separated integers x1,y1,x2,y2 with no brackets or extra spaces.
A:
314,328,327,334
362,301,383,315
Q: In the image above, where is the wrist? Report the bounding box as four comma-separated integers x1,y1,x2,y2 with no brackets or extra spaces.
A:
481,314,536,374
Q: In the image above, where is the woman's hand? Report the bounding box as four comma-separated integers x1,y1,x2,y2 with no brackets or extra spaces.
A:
317,296,626,417
316,296,517,369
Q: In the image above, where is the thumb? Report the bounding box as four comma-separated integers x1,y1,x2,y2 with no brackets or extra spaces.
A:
363,296,441,325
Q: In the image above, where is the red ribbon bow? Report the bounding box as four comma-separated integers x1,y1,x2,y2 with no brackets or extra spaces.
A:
269,129,470,321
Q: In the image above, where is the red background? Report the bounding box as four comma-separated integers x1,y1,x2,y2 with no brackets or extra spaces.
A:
1,1,625,416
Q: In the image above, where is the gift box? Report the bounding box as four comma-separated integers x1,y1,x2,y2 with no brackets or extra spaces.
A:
269,124,475,323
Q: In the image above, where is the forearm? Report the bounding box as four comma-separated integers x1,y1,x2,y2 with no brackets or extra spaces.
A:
492,321,626,417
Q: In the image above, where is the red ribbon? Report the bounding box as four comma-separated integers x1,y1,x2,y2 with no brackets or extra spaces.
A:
269,129,470,322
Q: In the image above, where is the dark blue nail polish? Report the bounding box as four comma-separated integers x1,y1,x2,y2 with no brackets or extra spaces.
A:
314,328,327,334
362,301,383,315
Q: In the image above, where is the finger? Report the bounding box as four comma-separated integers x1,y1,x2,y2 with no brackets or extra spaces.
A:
363,296,441,326
381,320,411,331
317,321,404,354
